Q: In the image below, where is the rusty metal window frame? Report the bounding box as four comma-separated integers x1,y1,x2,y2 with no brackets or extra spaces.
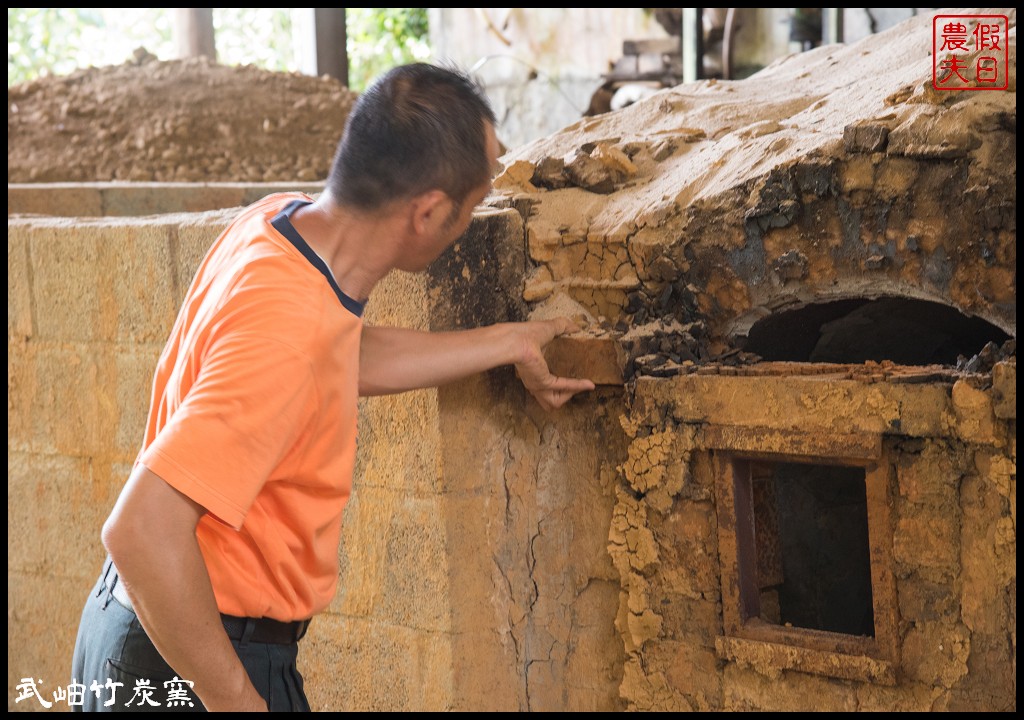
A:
708,427,900,684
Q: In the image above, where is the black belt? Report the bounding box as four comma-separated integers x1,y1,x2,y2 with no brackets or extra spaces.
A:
102,559,310,645
220,614,310,645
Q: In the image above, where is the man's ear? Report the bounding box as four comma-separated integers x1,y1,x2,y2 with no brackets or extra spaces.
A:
409,190,453,236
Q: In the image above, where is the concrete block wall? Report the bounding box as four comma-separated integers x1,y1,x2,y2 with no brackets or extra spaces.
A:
9,212,211,710
7,182,325,217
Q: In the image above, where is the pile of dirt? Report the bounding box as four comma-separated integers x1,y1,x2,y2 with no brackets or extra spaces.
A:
8,49,358,183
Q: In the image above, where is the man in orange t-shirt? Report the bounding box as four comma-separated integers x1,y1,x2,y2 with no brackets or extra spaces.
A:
70,63,593,712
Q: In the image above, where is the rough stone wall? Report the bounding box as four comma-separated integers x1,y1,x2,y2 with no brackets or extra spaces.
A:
7,182,324,217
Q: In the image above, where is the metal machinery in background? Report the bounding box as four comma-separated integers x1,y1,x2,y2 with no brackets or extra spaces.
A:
587,8,846,115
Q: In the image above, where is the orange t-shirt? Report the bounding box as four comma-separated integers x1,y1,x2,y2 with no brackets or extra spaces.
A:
138,192,362,621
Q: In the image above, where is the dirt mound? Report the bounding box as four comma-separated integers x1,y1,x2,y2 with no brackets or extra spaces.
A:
8,49,357,183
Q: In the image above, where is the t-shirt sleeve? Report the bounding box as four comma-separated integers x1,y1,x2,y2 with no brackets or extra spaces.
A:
140,333,319,530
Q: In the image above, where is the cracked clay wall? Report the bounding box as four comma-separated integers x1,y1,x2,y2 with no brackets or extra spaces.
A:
609,367,1015,711
7,199,628,711
426,208,628,710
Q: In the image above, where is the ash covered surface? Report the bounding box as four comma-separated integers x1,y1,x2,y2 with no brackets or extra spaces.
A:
957,338,1016,374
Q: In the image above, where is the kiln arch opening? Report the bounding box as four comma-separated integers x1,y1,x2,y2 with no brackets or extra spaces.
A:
742,297,1010,366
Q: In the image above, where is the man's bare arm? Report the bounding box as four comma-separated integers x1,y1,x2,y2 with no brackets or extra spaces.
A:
102,464,267,712
359,318,595,411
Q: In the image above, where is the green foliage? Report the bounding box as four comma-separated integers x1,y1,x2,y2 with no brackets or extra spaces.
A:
8,7,172,86
8,7,429,89
347,8,430,91
213,8,296,73
9,8,101,85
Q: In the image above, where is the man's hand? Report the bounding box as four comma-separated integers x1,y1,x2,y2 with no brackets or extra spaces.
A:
359,319,596,404
103,465,268,712
512,318,596,411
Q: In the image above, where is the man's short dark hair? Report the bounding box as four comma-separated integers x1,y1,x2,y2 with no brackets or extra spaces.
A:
327,63,496,212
